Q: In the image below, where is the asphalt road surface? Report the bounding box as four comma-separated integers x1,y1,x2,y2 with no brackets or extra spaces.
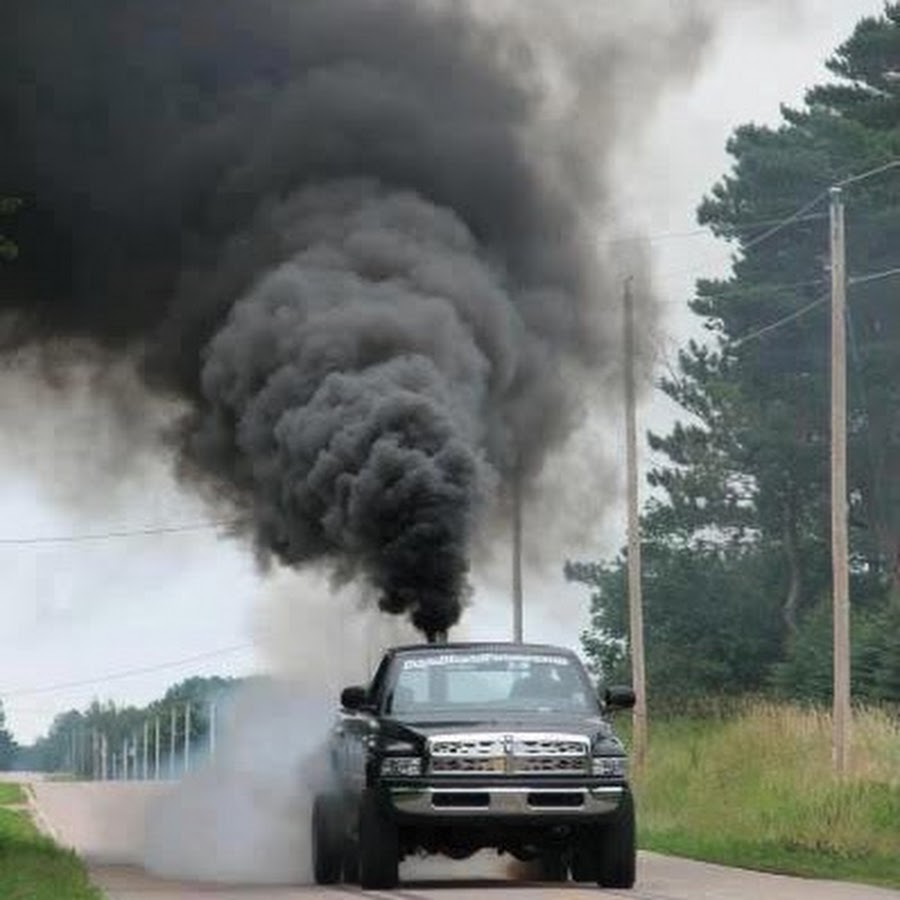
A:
25,781,900,900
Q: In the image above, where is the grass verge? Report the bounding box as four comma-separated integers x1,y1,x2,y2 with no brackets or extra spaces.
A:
0,784,24,806
633,702,900,889
0,790,101,899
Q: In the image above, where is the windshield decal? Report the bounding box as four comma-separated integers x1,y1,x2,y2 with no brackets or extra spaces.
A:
402,653,570,670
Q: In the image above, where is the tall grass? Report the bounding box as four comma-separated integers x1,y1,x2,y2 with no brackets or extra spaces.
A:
634,702,900,886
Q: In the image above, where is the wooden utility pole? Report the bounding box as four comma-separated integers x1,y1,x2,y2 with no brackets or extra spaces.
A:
154,716,161,780
512,472,524,643
184,702,192,774
209,702,217,759
623,278,648,772
169,706,177,780
830,185,851,775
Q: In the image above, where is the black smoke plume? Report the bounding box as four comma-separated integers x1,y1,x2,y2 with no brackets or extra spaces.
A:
1,0,694,637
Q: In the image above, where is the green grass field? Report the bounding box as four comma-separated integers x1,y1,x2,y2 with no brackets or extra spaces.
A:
633,703,900,888
0,784,24,806
0,784,100,899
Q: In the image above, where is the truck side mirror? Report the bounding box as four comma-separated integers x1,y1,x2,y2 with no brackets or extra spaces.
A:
603,686,636,711
341,685,370,711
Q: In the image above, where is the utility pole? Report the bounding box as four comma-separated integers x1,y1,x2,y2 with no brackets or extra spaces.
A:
169,707,177,780
830,185,851,776
184,702,192,774
209,702,217,759
623,278,648,772
512,472,524,643
154,716,161,780
142,721,149,781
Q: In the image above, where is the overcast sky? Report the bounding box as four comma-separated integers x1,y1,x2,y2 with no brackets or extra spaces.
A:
0,0,883,743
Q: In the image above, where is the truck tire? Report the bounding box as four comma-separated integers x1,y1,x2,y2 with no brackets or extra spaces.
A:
571,791,636,887
570,833,596,883
312,793,344,885
358,788,399,889
342,835,360,884
594,790,636,888
538,849,568,882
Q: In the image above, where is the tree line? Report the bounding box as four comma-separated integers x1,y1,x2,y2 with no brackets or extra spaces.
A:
4,676,238,774
571,5,900,708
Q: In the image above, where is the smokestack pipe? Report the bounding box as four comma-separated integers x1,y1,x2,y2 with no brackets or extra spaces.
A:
428,630,448,645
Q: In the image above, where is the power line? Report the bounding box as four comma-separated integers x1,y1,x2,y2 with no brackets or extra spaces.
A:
649,160,900,286
848,265,900,287
837,158,900,189
724,262,900,350
729,293,829,349
732,160,900,255
652,204,900,291
599,211,828,247
740,192,830,253
681,263,900,310
693,276,827,301
1,643,254,698
0,519,245,546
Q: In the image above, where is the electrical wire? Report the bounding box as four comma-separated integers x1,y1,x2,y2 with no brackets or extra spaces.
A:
691,276,827,302
0,519,246,546
598,212,828,247
729,293,829,349
739,192,831,253
848,265,900,287
723,261,900,349
1,644,254,698
733,159,900,254
837,158,900,189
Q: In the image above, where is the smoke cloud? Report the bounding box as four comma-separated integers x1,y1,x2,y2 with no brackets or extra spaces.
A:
2,0,716,636
143,573,419,884
144,680,333,884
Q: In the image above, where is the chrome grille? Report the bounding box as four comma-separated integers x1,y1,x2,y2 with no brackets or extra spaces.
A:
513,755,587,773
430,756,505,773
428,733,589,776
514,738,586,756
430,737,505,757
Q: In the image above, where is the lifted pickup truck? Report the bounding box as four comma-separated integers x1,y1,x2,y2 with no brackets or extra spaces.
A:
312,642,636,889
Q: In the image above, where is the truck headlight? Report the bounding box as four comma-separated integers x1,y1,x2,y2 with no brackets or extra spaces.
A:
380,756,423,777
592,756,628,778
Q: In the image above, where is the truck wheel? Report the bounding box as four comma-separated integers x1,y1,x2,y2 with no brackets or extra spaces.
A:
342,835,360,884
312,793,344,885
570,833,596,883
358,788,399,889
594,790,636,888
538,849,568,881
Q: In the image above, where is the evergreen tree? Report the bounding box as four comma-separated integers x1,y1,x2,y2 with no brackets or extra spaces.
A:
577,5,900,702
0,702,17,770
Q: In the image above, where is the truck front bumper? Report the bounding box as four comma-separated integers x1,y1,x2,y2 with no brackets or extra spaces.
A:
387,783,625,818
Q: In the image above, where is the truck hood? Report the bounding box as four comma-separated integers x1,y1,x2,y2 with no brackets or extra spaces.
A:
377,713,621,752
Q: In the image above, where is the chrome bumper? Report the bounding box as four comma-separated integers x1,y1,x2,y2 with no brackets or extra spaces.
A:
388,785,624,817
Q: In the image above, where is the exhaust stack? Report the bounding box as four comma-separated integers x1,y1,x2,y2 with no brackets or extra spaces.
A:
427,630,448,645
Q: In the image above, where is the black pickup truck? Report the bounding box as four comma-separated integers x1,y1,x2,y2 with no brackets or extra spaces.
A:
312,642,636,890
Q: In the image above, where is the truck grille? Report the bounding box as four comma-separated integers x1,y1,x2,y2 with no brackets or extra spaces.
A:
429,733,589,776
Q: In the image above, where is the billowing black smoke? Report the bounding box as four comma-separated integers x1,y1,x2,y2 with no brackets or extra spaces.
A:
1,0,664,636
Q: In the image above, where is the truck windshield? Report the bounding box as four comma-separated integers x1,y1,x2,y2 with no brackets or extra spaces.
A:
387,651,595,716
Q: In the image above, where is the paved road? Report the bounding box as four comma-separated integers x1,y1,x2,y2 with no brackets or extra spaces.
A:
29,781,900,900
